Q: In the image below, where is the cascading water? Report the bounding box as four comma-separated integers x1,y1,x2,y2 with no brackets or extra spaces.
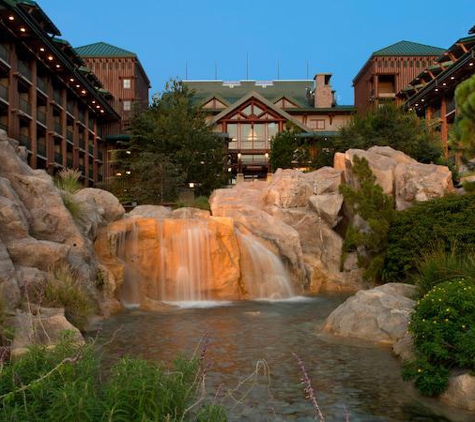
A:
117,220,142,308
159,219,213,302
112,217,295,306
237,230,295,299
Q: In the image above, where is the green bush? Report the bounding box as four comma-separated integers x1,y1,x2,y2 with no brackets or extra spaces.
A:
383,194,475,281
412,246,475,295
402,278,475,396
0,336,226,421
463,180,475,192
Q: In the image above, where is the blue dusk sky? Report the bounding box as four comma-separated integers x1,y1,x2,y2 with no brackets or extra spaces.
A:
38,0,473,105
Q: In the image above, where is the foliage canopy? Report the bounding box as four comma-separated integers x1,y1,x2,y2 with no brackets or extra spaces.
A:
452,73,475,153
336,104,442,163
127,80,226,203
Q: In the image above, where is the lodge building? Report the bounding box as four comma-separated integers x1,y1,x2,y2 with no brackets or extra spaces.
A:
185,74,355,180
0,0,150,188
353,41,445,114
400,27,475,158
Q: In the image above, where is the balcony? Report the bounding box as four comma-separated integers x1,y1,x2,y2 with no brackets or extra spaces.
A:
37,77,47,93
18,134,31,150
78,164,85,175
89,145,94,155
97,151,103,162
18,61,31,81
37,143,47,157
0,82,8,103
19,98,31,116
67,130,73,142
79,138,86,150
66,158,73,168
67,102,74,115
37,110,46,125
0,44,9,63
89,169,94,180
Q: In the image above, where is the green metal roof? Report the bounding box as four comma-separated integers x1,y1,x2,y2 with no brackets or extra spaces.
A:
373,41,445,57
75,42,137,58
185,80,314,108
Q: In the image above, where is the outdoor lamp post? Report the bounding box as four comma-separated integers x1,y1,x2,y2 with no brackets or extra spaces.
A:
237,151,244,184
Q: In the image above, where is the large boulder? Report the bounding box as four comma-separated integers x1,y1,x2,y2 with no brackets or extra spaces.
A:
308,193,344,228
74,188,125,224
265,169,314,208
127,205,172,220
0,238,21,310
10,307,84,360
441,373,475,411
7,238,70,272
323,283,417,345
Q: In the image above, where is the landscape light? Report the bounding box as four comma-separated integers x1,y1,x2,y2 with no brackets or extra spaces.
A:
8,16,14,21
20,27,26,32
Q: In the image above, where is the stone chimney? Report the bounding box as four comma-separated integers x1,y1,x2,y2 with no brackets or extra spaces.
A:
314,73,333,108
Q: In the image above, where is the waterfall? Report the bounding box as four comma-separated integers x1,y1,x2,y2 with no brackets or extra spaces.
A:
237,230,295,299
117,220,141,308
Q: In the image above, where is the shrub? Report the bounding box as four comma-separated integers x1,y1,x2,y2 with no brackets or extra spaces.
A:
412,246,475,295
402,278,475,396
60,191,84,221
383,194,475,281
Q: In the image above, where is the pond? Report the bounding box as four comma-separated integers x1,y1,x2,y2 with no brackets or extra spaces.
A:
96,295,474,421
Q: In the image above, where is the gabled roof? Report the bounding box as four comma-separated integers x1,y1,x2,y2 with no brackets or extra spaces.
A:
373,40,445,57
185,80,314,108
209,91,311,133
75,42,137,58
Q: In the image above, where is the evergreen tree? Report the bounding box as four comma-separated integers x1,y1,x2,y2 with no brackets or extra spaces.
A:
339,155,395,282
127,80,226,203
336,104,442,163
452,73,475,153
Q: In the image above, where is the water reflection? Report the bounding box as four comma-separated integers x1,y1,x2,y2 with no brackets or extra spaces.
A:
96,295,475,421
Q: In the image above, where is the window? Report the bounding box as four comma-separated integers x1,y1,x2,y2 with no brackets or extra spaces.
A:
123,79,131,89
123,100,131,111
309,119,325,130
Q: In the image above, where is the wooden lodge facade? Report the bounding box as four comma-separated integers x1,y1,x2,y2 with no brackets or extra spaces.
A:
185,74,354,180
0,0,122,186
353,41,445,114
400,28,475,158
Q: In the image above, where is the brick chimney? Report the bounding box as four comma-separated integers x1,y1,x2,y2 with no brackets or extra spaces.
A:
314,73,333,108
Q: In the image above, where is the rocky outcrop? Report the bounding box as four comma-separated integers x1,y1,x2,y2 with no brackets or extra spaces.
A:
323,283,417,345
172,207,210,219
334,146,454,210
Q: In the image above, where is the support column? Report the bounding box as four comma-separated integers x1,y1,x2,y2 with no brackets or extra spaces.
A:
440,97,448,159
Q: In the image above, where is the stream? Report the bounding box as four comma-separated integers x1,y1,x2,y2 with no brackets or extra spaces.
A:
96,295,475,421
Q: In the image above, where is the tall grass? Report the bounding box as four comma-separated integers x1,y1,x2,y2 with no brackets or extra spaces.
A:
28,265,97,331
412,245,475,295
54,168,82,194
0,336,226,421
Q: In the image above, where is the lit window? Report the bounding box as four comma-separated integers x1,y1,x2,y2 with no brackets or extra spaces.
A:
123,100,131,111
123,79,131,89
